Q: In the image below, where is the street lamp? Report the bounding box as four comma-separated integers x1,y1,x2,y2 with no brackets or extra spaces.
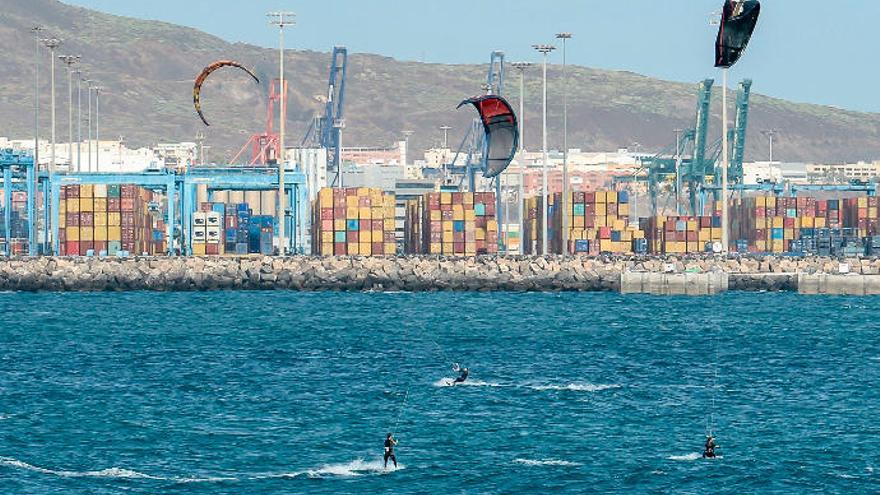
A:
674,128,683,214
268,10,296,255
439,125,451,149
85,78,93,172
762,129,778,162
40,37,61,175
93,85,105,172
402,130,414,166
74,69,83,171
511,61,531,255
556,32,572,255
532,44,555,255
59,55,80,171
31,27,43,173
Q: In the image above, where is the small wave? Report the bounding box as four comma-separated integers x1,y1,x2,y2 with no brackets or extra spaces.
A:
668,453,703,462
513,458,581,467
0,457,163,480
433,378,503,388
528,383,621,392
276,459,402,479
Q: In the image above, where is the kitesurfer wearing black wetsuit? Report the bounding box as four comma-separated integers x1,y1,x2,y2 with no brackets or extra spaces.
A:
384,433,398,468
703,435,717,458
452,367,469,385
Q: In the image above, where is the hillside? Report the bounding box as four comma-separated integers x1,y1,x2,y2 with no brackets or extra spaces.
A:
2,0,880,163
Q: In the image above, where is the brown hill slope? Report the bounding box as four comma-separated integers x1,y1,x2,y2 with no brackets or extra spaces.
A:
2,0,879,163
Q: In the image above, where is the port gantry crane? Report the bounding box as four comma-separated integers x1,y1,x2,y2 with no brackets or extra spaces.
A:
623,78,752,217
0,149,38,256
300,46,349,186
443,50,506,192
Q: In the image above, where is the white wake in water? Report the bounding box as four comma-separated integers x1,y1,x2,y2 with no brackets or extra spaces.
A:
433,378,503,388
279,459,403,479
512,458,582,467
0,457,163,480
668,453,703,462
528,383,621,392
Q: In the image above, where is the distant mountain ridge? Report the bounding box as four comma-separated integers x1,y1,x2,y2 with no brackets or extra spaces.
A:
2,0,880,163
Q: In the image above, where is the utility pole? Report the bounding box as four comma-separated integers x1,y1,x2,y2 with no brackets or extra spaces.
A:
762,129,777,162
32,27,43,173
721,68,730,254
75,70,83,171
533,44,555,255
268,11,295,255
59,55,80,171
556,32,572,255
334,119,345,187
41,37,61,175
93,85,104,172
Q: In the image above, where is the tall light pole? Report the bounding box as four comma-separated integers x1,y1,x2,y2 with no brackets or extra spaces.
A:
511,61,531,255
334,119,345,187
93,85,104,172
74,70,83,171
32,27,43,173
86,79,93,172
41,37,62,174
556,32,572,255
674,128,683,214
533,44,555,255
59,55,80,171
762,129,777,162
721,68,729,253
439,125,451,149
268,11,295,255
402,130,414,166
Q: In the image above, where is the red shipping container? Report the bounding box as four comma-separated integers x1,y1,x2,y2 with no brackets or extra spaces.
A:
358,196,371,207
485,203,496,216
372,219,384,230
346,231,359,243
80,241,94,253
574,192,585,203
107,198,120,211
599,227,611,239
453,232,465,242
585,216,595,228
385,232,397,242
686,231,698,242
372,242,384,254
334,243,346,255
345,188,358,197
121,212,135,226
334,207,345,218
321,219,333,231
66,185,80,198
584,192,595,203
453,242,465,253
783,218,795,229
94,241,107,253
121,198,135,211
333,188,346,201
206,244,219,255
65,241,80,256
122,242,135,252
320,208,334,220
121,185,137,198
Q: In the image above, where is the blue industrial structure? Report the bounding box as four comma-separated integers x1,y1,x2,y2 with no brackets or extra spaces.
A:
0,149,37,256
301,46,348,185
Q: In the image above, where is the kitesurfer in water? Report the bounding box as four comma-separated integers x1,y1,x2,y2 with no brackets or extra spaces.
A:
703,435,717,458
384,433,398,468
451,364,469,385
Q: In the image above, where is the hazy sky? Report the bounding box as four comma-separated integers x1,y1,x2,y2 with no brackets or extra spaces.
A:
64,0,879,113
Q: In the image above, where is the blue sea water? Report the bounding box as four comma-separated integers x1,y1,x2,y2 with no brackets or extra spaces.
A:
0,291,878,494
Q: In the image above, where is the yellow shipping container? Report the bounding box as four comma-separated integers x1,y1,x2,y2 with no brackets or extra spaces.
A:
756,196,766,208
487,220,498,232
784,229,794,239
334,219,346,231
595,191,607,203
108,212,121,226
465,210,476,222
687,220,697,231
462,193,474,205
94,212,107,226
59,213,66,226
384,207,395,220
766,196,776,208
67,198,80,213
475,228,486,241
633,229,645,239
618,203,630,216
321,231,334,243
599,239,614,252
360,231,372,243
756,240,766,251
429,243,442,254
772,240,784,253
359,243,371,255
80,228,94,241
772,217,784,229
606,190,618,203
443,231,454,243
573,216,585,228
595,216,607,228
322,243,333,254
453,209,464,221
356,188,369,197
430,210,442,221
93,198,107,211
699,230,710,242
94,226,108,242
871,209,879,220
384,195,396,208
372,230,383,241
858,197,869,208
80,184,94,198
802,216,815,228
385,243,396,255
595,203,607,216
442,242,454,253
319,188,333,204
93,184,107,198
358,207,372,219
347,243,360,255
67,227,80,241
346,206,358,218
613,219,626,231
80,198,93,212
192,243,206,256
816,217,827,228
441,192,452,205
346,196,358,208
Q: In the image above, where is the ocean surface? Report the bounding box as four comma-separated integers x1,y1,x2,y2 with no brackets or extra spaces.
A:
0,291,878,494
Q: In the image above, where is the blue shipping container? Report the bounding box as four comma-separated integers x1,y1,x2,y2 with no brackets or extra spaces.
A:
237,203,250,212
573,204,585,216
347,219,359,231
335,231,346,243
575,239,590,253
611,231,622,242
618,190,629,203
772,228,784,240
475,204,486,216
453,221,465,232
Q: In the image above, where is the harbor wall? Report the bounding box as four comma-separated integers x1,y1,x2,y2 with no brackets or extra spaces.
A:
1,256,880,293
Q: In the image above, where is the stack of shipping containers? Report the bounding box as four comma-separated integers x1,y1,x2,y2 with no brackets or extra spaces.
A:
193,202,276,256
312,187,397,256
58,184,163,256
404,192,498,255
0,190,31,255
